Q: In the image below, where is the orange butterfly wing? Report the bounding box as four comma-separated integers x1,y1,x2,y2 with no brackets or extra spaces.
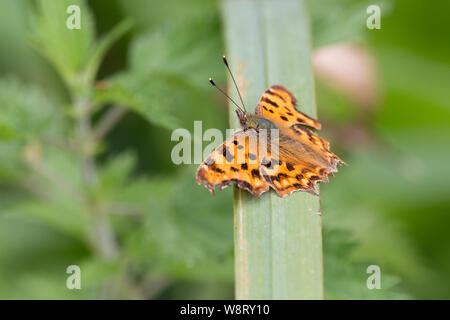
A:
197,85,345,198
259,160,322,197
255,85,321,130
253,85,344,197
196,130,269,197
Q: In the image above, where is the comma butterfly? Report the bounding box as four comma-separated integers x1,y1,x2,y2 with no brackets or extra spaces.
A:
196,57,345,197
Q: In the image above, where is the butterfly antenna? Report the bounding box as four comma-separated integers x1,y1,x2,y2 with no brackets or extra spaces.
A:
222,56,247,112
209,78,245,112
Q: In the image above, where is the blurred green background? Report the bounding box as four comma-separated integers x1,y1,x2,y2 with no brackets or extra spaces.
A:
0,0,449,299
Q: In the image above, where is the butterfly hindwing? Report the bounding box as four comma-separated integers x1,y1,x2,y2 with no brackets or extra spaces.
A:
286,124,344,170
257,129,339,197
259,159,321,197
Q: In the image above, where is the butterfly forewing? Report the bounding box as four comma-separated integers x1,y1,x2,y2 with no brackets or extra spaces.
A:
196,130,269,197
255,85,322,130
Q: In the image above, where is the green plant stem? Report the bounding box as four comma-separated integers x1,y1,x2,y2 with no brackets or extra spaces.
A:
75,96,97,185
74,94,119,262
222,0,323,299
93,105,127,141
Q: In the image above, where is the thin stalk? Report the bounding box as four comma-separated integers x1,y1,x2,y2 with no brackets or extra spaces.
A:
222,0,323,299
92,105,127,141
75,96,97,185
74,94,119,262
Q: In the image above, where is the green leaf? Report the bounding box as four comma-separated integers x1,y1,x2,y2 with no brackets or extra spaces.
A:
98,152,136,192
30,0,95,84
6,200,87,240
0,215,90,299
324,228,409,299
128,12,224,88
321,129,450,298
222,0,323,299
5,145,87,239
93,152,137,207
118,0,218,31
114,168,234,280
0,77,61,142
94,72,208,130
94,10,225,131
85,18,134,84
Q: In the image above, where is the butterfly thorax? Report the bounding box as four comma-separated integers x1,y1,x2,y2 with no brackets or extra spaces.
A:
236,109,276,131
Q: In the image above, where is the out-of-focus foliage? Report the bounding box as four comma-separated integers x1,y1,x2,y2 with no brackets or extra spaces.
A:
0,78,61,141
0,0,232,299
316,0,450,299
0,0,448,299
30,0,95,83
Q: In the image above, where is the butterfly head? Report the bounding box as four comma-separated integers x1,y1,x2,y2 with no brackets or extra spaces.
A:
235,109,249,129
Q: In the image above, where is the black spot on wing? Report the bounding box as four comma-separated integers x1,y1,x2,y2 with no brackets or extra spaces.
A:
262,159,272,169
230,179,253,192
261,158,280,170
211,165,224,174
265,89,286,102
286,162,295,171
277,173,288,179
263,97,279,108
223,147,234,163
251,169,260,178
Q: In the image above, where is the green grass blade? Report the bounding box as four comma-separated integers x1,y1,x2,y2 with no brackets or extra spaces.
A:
221,0,323,299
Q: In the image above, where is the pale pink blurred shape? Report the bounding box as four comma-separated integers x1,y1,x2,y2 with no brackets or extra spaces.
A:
313,43,379,109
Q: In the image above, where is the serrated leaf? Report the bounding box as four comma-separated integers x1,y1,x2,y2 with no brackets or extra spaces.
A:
5,145,86,239
0,77,61,142
94,72,209,130
85,18,133,83
30,0,95,83
113,168,234,280
129,12,224,88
